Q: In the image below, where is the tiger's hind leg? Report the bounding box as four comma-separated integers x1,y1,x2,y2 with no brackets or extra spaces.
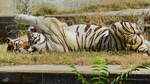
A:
130,35,150,55
137,44,150,55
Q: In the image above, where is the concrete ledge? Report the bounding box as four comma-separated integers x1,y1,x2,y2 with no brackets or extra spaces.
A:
0,65,150,84
0,65,149,75
0,65,121,74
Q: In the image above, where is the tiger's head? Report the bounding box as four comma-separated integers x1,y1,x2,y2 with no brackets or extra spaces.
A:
28,32,44,52
6,37,29,53
27,26,41,45
27,28,46,52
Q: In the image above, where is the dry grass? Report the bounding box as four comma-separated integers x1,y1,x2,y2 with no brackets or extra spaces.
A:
2,14,148,68
60,14,150,39
60,14,138,26
3,0,150,68
34,3,61,16
1,44,150,68
78,0,150,13
34,0,150,15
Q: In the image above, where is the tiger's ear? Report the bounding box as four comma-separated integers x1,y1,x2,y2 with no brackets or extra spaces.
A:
5,38,12,43
28,26,37,32
31,28,37,32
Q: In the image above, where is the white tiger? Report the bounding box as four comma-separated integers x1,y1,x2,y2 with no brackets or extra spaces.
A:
27,25,109,52
14,8,150,55
27,26,52,52
15,15,78,52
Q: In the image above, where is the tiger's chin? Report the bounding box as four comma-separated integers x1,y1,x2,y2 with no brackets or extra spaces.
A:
15,48,25,53
28,47,37,52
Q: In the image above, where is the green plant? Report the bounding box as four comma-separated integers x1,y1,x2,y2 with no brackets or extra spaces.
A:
16,0,34,14
91,57,109,84
63,57,90,84
64,56,150,84
8,55,16,65
15,24,27,36
64,56,109,84
111,62,150,84
107,50,133,56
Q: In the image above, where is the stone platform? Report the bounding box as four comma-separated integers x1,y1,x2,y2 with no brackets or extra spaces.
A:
0,65,150,84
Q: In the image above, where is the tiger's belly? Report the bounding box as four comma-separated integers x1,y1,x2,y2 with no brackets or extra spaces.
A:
67,24,110,51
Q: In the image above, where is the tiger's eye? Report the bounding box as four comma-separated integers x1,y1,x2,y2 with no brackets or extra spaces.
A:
34,42,37,44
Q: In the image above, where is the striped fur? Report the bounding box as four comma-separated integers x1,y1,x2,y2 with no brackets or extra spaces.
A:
15,14,77,52
6,35,29,52
27,27,51,52
109,21,150,55
66,22,150,55
15,13,150,55
67,24,110,51
27,24,110,52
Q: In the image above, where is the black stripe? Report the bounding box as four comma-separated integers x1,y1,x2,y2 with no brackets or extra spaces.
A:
84,24,91,32
97,34,105,50
109,31,119,51
45,42,49,51
81,35,84,49
122,22,134,34
94,27,101,32
57,37,66,52
84,29,92,49
46,31,67,51
134,35,143,51
128,23,136,34
94,29,108,42
76,26,80,32
104,35,109,43
89,33,96,50
112,23,128,49
76,35,81,51
76,25,81,51
134,35,137,45
59,28,72,51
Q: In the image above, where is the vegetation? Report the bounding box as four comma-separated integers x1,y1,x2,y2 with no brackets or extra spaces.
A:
1,0,150,70
34,3,60,16
64,56,109,84
3,0,150,67
64,56,150,84
59,15,138,26
79,0,150,13
0,44,150,68
14,14,139,38
91,57,109,84
34,0,150,15
111,62,150,84
16,0,34,14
